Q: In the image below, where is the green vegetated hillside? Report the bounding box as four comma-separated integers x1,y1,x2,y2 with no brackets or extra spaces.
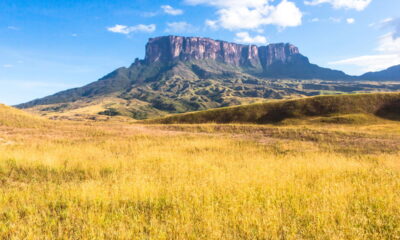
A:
147,92,400,124
0,104,47,128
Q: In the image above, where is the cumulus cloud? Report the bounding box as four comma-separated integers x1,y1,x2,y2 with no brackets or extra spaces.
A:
161,5,184,15
165,22,197,33
304,0,372,11
265,0,303,27
107,24,156,34
346,18,355,24
234,32,268,44
186,0,302,30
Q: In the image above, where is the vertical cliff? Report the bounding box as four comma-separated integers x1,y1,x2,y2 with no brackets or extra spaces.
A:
144,36,303,70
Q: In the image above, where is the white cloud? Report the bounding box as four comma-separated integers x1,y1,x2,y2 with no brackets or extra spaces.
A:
2,64,13,68
107,24,156,34
330,31,400,73
304,0,372,11
71,33,78,37
383,18,400,38
205,20,218,29
266,0,303,27
369,18,394,28
186,0,302,30
161,5,184,15
234,32,268,44
369,17,400,38
165,22,196,33
330,55,400,73
376,32,400,53
382,18,394,24
346,18,355,24
311,18,320,22
7,26,19,31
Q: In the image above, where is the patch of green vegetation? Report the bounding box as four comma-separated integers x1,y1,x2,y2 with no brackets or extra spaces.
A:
40,103,70,112
98,108,120,116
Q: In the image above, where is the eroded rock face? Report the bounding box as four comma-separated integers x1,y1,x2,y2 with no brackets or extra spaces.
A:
144,36,302,69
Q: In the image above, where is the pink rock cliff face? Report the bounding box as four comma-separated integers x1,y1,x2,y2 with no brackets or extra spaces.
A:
144,36,300,69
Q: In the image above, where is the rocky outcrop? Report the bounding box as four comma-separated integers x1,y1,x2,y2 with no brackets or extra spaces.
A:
144,36,302,70
258,44,300,67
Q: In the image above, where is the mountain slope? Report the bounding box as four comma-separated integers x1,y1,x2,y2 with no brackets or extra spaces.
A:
15,35,400,120
359,65,400,81
147,93,400,124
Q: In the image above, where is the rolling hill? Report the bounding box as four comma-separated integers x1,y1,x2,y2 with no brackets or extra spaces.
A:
147,92,400,124
0,104,47,128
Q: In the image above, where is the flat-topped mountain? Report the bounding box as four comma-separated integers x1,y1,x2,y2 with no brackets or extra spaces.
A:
145,36,300,67
143,36,349,79
16,35,400,120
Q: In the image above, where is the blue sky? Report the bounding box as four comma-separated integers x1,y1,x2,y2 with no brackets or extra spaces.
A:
1,0,400,105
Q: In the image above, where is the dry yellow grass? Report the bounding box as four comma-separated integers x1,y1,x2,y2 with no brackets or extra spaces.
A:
0,104,48,128
0,118,400,239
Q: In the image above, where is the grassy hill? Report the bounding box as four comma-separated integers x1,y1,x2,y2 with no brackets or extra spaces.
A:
0,104,47,128
147,92,400,124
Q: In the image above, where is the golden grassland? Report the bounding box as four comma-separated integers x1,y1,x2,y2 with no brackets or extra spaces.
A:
0,114,400,240
0,104,48,128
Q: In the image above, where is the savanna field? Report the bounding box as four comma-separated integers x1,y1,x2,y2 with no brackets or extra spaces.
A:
4,0,400,238
1,101,400,239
